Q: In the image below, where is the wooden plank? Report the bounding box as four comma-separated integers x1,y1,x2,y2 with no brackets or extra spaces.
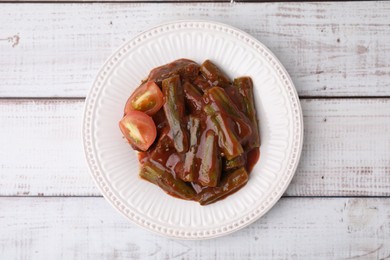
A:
0,100,98,196
1,2,389,97
1,99,389,196
0,197,389,259
291,98,390,196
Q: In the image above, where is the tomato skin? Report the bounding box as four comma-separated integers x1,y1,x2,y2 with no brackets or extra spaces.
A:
124,81,164,116
119,111,157,151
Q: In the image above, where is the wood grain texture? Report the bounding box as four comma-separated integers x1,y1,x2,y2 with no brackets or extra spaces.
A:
292,98,390,196
0,197,389,259
0,100,97,196
0,2,389,97
1,99,389,196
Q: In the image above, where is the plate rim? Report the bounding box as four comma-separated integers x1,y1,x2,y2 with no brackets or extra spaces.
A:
82,19,304,240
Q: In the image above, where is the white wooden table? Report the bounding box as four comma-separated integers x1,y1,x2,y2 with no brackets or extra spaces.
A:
1,1,390,259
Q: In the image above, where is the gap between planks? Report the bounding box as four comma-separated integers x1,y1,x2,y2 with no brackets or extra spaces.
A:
0,0,376,3
0,0,231,2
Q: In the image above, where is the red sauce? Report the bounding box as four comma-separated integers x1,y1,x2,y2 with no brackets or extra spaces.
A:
246,148,260,174
124,59,261,205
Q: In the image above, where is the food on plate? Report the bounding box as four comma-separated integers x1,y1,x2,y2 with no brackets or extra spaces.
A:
119,110,157,151
124,81,164,116
119,59,260,205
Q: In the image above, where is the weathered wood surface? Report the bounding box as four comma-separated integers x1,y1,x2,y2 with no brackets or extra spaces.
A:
1,1,389,257
1,2,390,97
1,99,389,197
0,100,97,196
293,98,390,196
0,197,389,259
0,0,228,1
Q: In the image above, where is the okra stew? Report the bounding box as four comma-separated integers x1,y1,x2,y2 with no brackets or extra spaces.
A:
119,59,260,205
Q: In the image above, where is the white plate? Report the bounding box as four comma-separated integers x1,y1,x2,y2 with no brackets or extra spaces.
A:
83,20,303,240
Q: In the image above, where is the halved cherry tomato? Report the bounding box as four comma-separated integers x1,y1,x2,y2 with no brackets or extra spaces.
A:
119,111,157,151
124,81,164,116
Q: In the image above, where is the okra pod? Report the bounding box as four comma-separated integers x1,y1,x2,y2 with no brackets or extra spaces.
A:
188,116,201,148
206,87,242,119
183,81,204,114
234,77,260,148
198,130,221,187
140,160,196,200
206,86,253,142
197,167,249,205
204,104,244,160
224,85,245,112
200,60,231,87
193,75,211,92
223,155,245,172
148,127,174,165
148,59,199,85
162,75,189,153
178,116,201,182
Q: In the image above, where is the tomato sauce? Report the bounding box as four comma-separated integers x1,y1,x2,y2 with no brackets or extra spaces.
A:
121,59,261,205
